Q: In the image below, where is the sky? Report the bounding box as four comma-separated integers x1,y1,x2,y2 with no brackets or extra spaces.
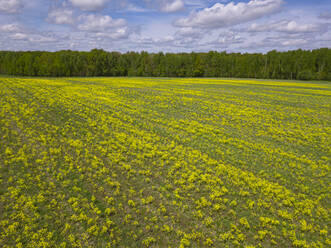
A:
0,0,330,53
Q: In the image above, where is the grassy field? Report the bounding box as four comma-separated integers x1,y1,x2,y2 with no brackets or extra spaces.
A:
0,77,330,247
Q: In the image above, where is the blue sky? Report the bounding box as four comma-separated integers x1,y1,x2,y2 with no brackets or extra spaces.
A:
0,0,330,52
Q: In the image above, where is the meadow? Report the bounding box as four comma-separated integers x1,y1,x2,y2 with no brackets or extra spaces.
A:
0,77,330,247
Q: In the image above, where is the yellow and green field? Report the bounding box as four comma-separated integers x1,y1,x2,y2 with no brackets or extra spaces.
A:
0,77,330,247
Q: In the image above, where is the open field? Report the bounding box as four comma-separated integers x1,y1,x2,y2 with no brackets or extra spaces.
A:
0,77,330,247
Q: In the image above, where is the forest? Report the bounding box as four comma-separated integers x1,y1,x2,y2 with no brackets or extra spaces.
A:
0,48,330,80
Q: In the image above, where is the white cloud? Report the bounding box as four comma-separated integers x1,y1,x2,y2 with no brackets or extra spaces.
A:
248,20,327,33
175,27,203,38
47,8,75,25
78,14,126,32
217,31,243,44
243,34,312,50
9,32,57,43
133,35,175,46
174,0,283,28
0,0,22,14
10,32,27,40
120,3,148,13
154,35,175,43
76,14,133,40
281,39,307,47
144,0,184,13
0,23,21,32
69,0,110,11
93,27,131,39
160,0,184,12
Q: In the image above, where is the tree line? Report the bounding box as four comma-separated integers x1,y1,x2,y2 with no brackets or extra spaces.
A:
0,48,330,80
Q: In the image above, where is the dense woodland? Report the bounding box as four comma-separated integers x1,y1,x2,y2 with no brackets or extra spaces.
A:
0,48,330,80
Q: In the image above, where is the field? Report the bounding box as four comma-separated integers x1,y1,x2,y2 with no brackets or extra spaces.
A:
0,77,330,248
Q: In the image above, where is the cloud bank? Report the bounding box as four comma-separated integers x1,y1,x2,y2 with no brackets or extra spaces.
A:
0,0,330,52
174,0,284,28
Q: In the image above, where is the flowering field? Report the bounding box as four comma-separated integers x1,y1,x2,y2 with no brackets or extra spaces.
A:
0,77,330,248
